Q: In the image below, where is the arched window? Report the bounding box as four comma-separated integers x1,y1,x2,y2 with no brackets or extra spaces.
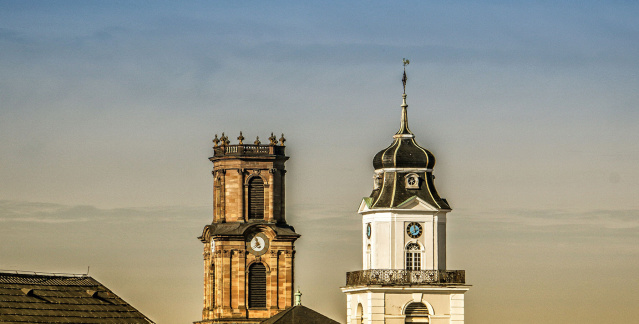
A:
405,302,429,323
405,242,422,271
356,303,364,324
366,244,371,269
248,263,266,308
248,177,265,219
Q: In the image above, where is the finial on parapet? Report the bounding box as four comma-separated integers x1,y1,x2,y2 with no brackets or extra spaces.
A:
237,131,244,145
279,134,286,146
213,134,220,147
254,136,261,145
219,132,230,145
269,132,277,146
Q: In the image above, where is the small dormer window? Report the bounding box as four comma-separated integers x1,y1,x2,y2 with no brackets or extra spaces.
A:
405,173,419,189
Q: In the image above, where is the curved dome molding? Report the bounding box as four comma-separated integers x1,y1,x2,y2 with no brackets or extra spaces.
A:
367,90,450,211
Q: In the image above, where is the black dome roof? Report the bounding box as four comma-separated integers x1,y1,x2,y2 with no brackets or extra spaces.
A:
373,137,435,170
372,93,435,170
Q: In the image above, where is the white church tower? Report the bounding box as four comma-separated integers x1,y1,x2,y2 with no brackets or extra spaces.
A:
342,61,469,324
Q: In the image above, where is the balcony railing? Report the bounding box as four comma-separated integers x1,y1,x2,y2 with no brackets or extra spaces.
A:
345,269,465,286
213,144,285,157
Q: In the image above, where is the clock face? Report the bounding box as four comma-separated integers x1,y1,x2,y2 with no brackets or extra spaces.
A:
247,233,269,256
251,236,265,251
366,223,371,239
406,222,422,238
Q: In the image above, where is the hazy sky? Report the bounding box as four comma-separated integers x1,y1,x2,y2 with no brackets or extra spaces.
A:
1,1,638,323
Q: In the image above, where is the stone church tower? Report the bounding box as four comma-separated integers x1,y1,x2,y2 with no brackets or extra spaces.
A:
342,65,470,324
196,132,299,324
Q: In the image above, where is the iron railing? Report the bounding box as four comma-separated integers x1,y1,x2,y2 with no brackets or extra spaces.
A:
345,269,465,286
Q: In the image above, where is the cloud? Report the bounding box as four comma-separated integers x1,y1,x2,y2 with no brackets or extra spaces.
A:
0,200,208,225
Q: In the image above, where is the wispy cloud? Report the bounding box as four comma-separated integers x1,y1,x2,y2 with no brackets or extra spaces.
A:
0,200,208,224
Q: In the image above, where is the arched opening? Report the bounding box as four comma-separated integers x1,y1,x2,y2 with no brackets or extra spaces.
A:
405,242,422,271
248,263,266,308
248,177,265,219
404,302,429,323
356,303,364,324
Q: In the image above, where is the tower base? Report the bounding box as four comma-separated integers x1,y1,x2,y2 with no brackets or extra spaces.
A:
341,285,469,324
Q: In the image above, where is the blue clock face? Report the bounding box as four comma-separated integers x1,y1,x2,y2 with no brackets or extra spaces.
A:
366,223,371,239
406,222,422,238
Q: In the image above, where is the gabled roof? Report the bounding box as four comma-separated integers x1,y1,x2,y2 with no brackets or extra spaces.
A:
261,305,339,324
0,271,154,323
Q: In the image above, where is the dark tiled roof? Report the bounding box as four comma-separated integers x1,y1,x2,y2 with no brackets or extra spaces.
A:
0,271,154,324
368,92,450,210
368,170,451,210
261,305,339,324
199,221,299,242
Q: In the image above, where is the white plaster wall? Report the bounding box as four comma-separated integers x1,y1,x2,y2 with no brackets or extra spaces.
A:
450,294,464,324
363,211,448,270
345,291,387,324
343,287,469,324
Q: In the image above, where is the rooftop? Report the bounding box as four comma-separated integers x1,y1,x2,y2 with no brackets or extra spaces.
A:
0,270,154,324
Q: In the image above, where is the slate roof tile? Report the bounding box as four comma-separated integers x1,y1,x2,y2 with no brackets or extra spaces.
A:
0,271,154,324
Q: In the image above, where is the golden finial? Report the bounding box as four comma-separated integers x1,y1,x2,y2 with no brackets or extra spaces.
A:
213,134,220,147
254,136,261,145
220,133,226,146
279,133,286,146
237,131,244,145
220,132,230,145
269,132,277,146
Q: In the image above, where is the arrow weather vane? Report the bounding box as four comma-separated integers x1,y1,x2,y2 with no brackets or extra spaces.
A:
402,58,410,94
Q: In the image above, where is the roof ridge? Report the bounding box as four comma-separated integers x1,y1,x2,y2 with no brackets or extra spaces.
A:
0,269,88,278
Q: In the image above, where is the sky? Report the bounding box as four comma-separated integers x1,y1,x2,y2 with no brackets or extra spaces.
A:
1,1,638,323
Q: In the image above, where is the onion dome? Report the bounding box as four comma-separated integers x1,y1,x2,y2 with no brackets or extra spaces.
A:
372,93,436,170
367,66,450,210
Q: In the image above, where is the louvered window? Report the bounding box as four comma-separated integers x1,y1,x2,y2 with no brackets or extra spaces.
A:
405,242,421,271
405,302,429,323
248,177,265,219
248,263,266,308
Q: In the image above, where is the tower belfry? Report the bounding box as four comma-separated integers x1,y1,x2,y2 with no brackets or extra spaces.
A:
196,132,299,324
342,63,469,324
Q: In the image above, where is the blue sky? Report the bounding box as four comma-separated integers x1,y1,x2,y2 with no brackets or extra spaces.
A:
1,1,638,323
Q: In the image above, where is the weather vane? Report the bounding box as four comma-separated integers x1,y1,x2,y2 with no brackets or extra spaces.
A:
402,58,410,94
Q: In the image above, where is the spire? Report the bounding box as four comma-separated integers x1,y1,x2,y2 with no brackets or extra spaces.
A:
395,58,414,138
